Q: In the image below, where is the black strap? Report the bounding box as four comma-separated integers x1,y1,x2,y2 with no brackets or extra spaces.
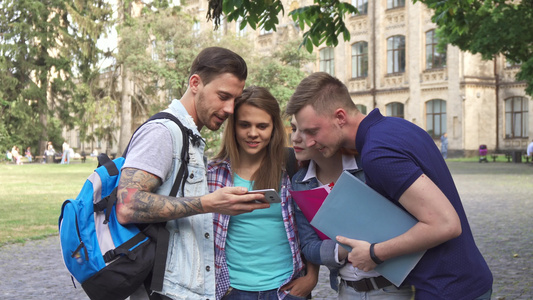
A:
97,153,119,175
144,112,195,292
103,230,149,263
149,223,170,292
100,111,202,292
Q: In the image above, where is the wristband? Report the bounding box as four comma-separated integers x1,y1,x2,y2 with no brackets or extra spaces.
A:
369,243,384,265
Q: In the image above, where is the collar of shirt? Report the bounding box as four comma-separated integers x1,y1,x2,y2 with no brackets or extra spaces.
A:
172,99,199,132
302,154,359,183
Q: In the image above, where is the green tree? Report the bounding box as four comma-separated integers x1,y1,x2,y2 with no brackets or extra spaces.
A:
207,0,357,52
112,3,199,153
416,0,533,95
248,40,314,110
0,0,112,155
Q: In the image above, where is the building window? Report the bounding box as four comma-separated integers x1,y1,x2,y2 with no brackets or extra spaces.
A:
192,21,201,37
213,18,225,41
426,99,446,138
151,40,158,61
387,0,405,9
260,26,273,35
505,59,521,68
386,102,404,118
355,104,367,114
426,30,446,69
236,17,247,37
505,97,529,138
320,47,335,75
351,42,368,78
165,41,174,62
387,35,405,74
351,0,368,15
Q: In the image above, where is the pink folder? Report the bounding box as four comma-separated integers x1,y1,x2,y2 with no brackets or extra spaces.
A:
289,185,332,240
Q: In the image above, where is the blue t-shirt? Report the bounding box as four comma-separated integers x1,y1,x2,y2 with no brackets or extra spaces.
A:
225,174,293,291
355,109,493,299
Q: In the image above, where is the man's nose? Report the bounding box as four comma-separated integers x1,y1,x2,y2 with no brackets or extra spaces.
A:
224,99,235,115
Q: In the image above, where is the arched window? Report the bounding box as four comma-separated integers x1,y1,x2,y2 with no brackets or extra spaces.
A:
426,30,446,69
387,35,405,73
386,102,404,118
320,47,335,75
426,99,446,138
355,104,367,115
351,42,368,78
505,97,529,138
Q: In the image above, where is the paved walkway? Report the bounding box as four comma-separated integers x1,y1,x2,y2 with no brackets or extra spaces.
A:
1,161,531,299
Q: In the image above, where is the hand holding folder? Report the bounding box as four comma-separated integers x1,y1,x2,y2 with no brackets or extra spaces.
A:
310,171,425,287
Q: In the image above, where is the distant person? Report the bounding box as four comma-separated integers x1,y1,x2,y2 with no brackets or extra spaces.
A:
527,139,533,164
45,141,55,155
207,87,317,299
25,147,33,162
440,132,448,159
286,72,493,300
11,146,23,165
61,141,70,164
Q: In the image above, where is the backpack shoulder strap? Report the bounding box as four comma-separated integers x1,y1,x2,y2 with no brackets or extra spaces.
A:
148,111,200,198
139,112,205,293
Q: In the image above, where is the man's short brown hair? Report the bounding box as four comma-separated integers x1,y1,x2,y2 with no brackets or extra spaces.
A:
189,47,247,85
286,72,356,116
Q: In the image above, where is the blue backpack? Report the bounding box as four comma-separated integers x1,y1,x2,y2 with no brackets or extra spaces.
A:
59,112,200,300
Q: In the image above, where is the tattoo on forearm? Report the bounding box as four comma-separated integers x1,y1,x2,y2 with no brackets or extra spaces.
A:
117,168,205,223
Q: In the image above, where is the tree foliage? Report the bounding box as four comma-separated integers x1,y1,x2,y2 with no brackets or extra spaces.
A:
416,0,533,95
207,0,357,52
116,6,198,115
0,0,112,154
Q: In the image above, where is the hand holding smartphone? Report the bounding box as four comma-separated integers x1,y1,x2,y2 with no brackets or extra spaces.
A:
247,189,282,203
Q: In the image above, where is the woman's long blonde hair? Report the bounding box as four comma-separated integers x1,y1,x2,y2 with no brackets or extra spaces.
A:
214,86,286,191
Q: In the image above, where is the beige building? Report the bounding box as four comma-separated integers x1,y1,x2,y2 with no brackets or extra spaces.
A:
185,0,531,158
324,0,530,157
69,0,531,158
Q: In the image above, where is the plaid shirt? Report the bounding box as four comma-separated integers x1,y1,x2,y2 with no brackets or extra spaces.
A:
207,159,304,300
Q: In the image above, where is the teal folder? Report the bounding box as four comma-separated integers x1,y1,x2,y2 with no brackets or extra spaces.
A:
310,171,425,286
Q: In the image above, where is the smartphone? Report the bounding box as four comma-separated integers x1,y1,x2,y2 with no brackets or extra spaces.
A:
247,188,282,203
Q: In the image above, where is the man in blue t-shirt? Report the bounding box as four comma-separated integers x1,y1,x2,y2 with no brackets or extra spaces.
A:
286,72,493,300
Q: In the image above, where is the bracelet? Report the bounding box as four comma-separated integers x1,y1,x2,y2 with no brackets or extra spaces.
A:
369,243,384,265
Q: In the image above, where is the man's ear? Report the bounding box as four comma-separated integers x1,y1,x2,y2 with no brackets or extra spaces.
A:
189,74,202,93
334,108,348,127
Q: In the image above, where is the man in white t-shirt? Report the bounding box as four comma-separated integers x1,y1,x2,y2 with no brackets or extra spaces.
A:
116,47,270,300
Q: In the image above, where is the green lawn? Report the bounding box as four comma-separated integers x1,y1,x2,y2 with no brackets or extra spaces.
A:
0,154,522,247
0,160,98,246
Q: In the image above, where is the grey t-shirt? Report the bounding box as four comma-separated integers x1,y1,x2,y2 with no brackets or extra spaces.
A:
122,122,174,182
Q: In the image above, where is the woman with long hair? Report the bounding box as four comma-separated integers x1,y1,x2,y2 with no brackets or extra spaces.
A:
207,86,317,300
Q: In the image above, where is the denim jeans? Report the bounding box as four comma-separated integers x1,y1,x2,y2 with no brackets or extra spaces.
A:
338,280,414,300
222,288,307,300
